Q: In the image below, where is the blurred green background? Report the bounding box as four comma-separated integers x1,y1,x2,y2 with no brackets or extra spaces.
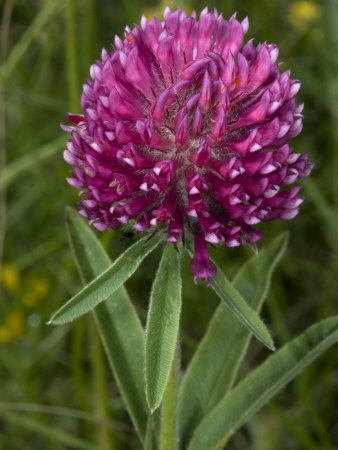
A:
0,0,338,448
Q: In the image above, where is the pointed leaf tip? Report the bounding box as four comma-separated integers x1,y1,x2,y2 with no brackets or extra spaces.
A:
49,232,165,324
179,233,287,447
210,262,275,351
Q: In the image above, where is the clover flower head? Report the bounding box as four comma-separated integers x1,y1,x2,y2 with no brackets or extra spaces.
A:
62,6,313,284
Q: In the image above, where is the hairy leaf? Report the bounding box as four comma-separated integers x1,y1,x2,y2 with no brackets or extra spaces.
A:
159,351,179,450
49,229,164,324
65,207,147,441
179,234,288,447
145,244,182,412
188,316,338,450
210,262,275,350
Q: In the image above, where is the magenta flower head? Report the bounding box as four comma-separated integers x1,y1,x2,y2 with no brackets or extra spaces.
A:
62,6,313,285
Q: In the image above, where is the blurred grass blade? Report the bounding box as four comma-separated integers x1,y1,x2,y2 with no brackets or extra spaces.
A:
210,263,275,351
0,137,65,190
179,234,288,447
145,244,182,412
49,231,164,325
65,207,148,441
0,0,63,82
6,184,42,227
302,178,338,238
267,402,320,450
188,316,338,450
15,232,67,271
0,411,99,450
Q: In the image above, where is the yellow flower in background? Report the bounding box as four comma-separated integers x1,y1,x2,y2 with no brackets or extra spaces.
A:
1,263,20,291
34,277,50,297
8,309,25,337
0,327,12,342
0,309,25,342
22,292,38,307
0,269,49,342
289,1,321,30
22,274,50,307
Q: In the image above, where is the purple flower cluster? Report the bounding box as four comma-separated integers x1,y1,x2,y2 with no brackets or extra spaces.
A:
63,7,313,284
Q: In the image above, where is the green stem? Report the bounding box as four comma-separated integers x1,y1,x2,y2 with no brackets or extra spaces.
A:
145,414,154,450
160,349,179,450
84,0,96,67
118,0,134,27
0,0,13,270
72,318,95,442
66,0,80,111
90,316,116,449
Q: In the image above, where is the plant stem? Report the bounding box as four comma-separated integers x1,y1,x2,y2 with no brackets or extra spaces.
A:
160,349,179,450
0,0,13,270
72,318,95,442
118,0,135,27
90,316,116,449
84,0,96,68
66,0,80,111
145,414,154,450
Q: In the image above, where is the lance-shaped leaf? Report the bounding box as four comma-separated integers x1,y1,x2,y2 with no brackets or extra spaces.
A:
49,230,164,324
145,244,182,412
188,316,338,450
179,234,288,447
187,247,275,351
64,207,147,441
210,263,275,350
